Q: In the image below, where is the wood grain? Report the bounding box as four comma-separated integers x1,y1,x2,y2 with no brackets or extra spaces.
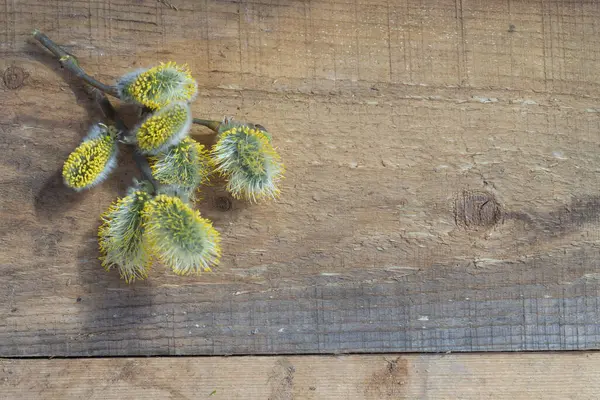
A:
1,0,600,356
2,353,600,399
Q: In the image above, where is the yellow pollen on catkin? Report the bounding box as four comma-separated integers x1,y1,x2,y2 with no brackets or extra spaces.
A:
125,62,196,109
143,194,221,275
220,126,272,147
62,134,115,190
149,137,213,187
136,103,189,153
212,124,284,201
98,189,152,283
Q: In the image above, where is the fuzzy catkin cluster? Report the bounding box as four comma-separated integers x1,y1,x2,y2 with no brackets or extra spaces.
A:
61,61,284,283
99,187,220,282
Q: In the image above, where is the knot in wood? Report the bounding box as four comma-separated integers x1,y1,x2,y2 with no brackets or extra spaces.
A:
214,195,233,211
3,66,26,89
455,190,501,229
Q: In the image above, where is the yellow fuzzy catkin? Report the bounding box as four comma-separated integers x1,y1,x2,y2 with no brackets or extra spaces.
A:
135,102,191,154
143,194,221,275
62,126,117,190
211,125,284,202
150,137,213,187
98,189,152,283
122,62,197,110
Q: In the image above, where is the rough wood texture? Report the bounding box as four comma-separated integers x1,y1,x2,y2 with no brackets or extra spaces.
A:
1,0,600,356
2,353,600,399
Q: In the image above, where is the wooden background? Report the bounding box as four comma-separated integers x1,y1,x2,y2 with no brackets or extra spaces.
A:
3,353,600,399
1,0,600,358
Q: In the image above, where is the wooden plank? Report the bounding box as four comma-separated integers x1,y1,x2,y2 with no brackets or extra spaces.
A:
1,0,600,356
2,353,600,399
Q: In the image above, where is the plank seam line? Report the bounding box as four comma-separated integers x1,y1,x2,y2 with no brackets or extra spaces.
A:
3,349,600,360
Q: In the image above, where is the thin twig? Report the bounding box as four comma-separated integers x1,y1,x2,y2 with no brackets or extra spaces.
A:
34,29,216,186
34,29,224,137
93,89,119,125
132,150,158,192
192,118,221,132
32,29,119,98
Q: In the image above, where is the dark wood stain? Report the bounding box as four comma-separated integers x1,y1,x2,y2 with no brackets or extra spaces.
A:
365,357,409,399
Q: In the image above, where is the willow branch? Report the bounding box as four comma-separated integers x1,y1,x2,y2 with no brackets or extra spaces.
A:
32,29,119,98
93,89,120,126
192,118,221,132
131,150,158,192
92,89,158,191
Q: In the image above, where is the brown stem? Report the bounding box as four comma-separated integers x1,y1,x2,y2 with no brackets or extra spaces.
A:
132,150,158,193
32,30,158,192
92,89,119,124
32,29,119,98
192,118,221,132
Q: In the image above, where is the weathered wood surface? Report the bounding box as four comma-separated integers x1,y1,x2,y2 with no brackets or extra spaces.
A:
3,353,600,399
1,0,600,356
